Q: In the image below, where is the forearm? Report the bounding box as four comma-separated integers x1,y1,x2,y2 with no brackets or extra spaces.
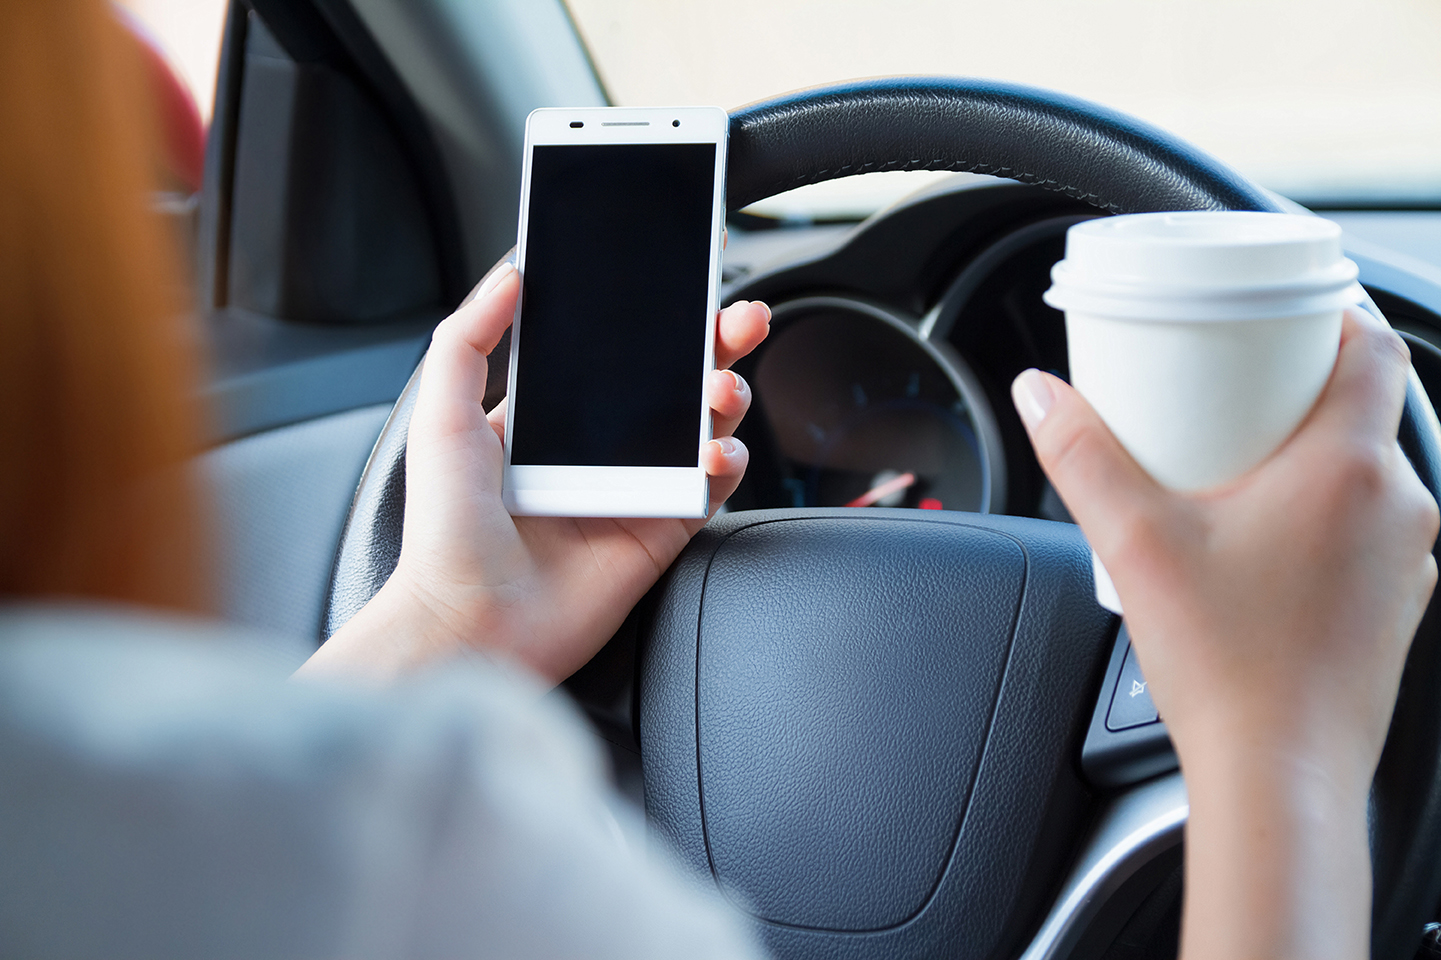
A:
1179,733,1372,960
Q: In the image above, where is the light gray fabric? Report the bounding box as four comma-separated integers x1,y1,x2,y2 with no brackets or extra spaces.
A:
0,605,763,960
203,404,392,651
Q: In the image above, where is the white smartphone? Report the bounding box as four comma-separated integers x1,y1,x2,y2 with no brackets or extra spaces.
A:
501,105,728,518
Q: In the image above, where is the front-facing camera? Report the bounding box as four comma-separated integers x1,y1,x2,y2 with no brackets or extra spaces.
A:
672,119,680,127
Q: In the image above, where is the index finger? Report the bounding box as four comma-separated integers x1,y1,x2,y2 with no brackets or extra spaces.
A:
1297,306,1412,450
715,300,771,370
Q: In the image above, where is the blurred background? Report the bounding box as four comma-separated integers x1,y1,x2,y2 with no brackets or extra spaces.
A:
121,0,1440,217
117,0,227,122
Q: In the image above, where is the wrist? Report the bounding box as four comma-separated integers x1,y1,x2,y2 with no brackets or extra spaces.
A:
1178,730,1372,960
1167,689,1380,803
295,566,491,682
1181,731,1372,840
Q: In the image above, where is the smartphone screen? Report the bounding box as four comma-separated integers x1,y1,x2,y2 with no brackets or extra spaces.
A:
510,142,718,467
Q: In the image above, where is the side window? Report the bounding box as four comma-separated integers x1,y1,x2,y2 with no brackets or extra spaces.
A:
116,0,228,278
223,12,441,325
116,0,228,124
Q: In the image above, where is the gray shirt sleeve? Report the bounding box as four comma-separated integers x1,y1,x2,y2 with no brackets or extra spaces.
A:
0,605,765,960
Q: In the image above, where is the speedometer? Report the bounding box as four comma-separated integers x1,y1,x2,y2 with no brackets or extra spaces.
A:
729,297,1003,514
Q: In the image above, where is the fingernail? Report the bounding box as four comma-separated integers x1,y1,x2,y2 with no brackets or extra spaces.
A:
1012,369,1055,430
713,436,737,456
728,370,746,394
476,261,515,301
753,300,772,323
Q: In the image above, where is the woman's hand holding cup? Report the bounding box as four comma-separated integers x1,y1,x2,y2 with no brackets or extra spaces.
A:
1019,211,1439,960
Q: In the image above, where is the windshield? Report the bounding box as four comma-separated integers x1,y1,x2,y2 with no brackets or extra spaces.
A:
566,0,1441,218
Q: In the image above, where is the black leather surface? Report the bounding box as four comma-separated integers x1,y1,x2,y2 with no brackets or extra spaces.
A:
642,510,1113,959
726,78,1276,215
697,520,1024,930
320,359,419,640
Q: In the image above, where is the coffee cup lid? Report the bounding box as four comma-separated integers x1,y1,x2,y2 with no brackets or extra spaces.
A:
1044,212,1363,321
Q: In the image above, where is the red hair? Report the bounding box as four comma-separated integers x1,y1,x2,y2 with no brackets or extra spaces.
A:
0,0,210,611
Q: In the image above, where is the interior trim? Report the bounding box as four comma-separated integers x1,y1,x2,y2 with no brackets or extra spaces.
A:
1017,772,1188,960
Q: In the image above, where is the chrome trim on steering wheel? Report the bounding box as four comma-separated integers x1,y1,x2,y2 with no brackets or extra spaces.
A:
1018,772,1188,960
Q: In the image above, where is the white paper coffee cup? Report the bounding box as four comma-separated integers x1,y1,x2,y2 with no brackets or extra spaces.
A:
1043,212,1364,613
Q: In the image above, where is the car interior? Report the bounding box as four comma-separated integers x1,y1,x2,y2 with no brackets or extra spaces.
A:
170,2,1441,958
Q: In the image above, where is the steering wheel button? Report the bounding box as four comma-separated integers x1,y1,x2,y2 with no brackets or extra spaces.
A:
1106,640,1160,731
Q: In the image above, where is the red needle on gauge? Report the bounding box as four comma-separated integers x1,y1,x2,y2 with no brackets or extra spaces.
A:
845,471,917,508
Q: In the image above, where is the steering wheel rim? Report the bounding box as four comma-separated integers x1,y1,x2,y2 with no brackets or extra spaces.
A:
324,77,1441,960
724,76,1276,215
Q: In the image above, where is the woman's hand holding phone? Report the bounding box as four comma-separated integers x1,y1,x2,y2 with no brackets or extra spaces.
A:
301,260,771,685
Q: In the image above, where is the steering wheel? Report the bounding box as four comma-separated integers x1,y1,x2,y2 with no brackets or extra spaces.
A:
324,78,1441,960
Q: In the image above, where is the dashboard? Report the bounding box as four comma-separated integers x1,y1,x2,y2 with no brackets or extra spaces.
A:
720,175,1441,524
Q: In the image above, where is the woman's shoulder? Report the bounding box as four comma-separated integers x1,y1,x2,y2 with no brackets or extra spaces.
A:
0,600,604,781
0,600,312,676
0,601,657,957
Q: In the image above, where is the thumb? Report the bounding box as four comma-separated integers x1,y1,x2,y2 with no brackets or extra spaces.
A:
1012,369,1168,562
413,263,519,440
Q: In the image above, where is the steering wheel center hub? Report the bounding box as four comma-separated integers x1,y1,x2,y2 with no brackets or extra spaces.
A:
696,518,1024,930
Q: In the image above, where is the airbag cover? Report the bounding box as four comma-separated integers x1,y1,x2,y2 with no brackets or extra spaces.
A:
696,518,1023,930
